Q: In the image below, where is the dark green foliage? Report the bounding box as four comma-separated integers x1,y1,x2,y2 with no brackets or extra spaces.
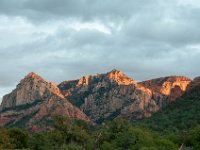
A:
99,117,178,150
0,127,14,149
185,125,200,149
28,132,52,150
0,127,29,149
47,115,94,149
8,128,29,149
1,114,200,149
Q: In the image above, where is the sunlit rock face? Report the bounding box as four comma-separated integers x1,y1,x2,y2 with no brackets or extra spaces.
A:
0,72,90,130
107,69,136,85
77,76,92,86
139,76,192,102
58,69,169,122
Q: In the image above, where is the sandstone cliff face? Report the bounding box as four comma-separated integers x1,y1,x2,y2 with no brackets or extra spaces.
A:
1,72,64,110
58,70,168,122
0,72,90,130
139,76,192,102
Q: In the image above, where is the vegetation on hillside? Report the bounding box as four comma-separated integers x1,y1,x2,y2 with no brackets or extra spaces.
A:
136,88,200,133
0,115,199,150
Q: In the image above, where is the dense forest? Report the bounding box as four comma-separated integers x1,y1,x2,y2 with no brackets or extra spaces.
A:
0,115,200,150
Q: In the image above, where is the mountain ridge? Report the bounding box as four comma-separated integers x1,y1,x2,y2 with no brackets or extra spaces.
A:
58,70,192,123
0,69,197,130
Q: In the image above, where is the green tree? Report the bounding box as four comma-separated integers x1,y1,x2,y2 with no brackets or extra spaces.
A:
186,125,200,149
28,132,52,150
0,127,13,149
8,128,29,149
49,115,93,149
99,117,178,150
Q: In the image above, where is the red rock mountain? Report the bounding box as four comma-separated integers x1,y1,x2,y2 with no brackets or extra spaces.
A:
1,72,64,109
0,70,194,128
59,70,172,122
139,76,192,102
0,72,90,131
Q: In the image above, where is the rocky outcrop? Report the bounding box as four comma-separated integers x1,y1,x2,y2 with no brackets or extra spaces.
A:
1,72,64,110
139,76,192,102
107,69,136,85
0,72,90,130
58,69,168,122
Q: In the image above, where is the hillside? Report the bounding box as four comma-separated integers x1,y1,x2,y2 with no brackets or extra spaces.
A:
136,79,200,133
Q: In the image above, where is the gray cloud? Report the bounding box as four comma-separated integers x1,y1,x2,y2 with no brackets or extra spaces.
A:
0,0,200,100
0,0,153,22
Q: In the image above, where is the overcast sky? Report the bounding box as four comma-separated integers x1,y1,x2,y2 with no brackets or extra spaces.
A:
0,0,200,100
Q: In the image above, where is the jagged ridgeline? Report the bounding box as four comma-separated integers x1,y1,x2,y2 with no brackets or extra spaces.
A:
58,70,191,123
0,69,197,131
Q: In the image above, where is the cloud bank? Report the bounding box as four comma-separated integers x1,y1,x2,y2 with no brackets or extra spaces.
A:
0,0,200,99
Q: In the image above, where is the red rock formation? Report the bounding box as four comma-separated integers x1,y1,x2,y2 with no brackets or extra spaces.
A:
107,69,136,85
1,72,64,110
0,72,90,130
0,70,193,127
139,76,192,102
58,69,173,122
